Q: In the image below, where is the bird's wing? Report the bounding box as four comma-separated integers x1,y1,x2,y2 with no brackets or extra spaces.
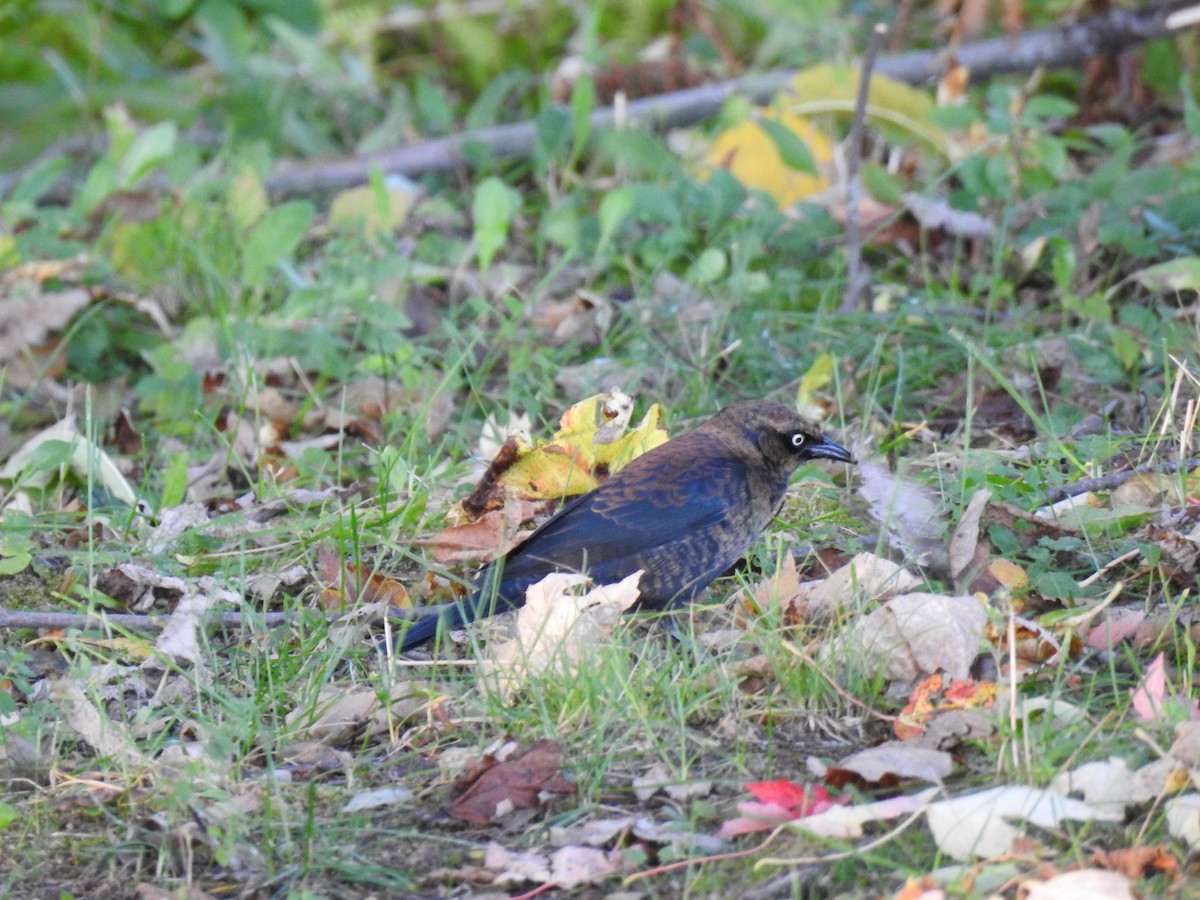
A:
496,451,749,583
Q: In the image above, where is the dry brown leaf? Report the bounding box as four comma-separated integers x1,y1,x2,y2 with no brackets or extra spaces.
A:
480,571,642,699
1090,845,1178,879
741,554,803,622
449,740,576,825
948,488,991,588
427,499,537,564
818,742,954,787
798,551,922,620
842,592,988,682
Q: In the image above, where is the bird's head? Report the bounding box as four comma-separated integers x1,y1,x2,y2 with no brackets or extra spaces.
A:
706,401,856,475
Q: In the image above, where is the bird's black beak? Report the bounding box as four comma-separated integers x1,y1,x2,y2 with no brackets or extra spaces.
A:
808,435,855,464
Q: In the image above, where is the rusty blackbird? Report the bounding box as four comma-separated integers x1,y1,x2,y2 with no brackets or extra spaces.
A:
397,400,854,649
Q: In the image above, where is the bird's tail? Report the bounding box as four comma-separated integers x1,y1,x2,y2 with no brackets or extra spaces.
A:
393,601,470,650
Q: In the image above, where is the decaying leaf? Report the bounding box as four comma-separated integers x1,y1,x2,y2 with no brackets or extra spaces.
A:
427,499,537,564
480,571,642,699
483,841,621,889
449,740,576,825
457,392,668,516
1021,869,1136,900
841,592,989,683
926,786,1121,861
1166,794,1200,848
895,674,997,742
795,551,922,620
815,742,954,787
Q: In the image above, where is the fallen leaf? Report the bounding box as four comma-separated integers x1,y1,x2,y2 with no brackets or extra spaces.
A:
895,675,996,741
796,551,922,620
1021,869,1136,900
1050,756,1183,816
1090,845,1178,879
1166,793,1200,848
819,742,954,787
480,571,642,699
718,779,846,838
926,786,1121,861
948,488,991,588
449,740,576,825
483,841,621,888
790,788,938,841
844,593,989,683
1131,653,1200,723
427,500,537,564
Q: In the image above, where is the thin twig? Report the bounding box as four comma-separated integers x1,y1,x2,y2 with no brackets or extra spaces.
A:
841,22,889,314
1045,457,1200,502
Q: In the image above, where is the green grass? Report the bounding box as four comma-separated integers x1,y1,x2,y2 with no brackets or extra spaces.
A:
5,5,1200,895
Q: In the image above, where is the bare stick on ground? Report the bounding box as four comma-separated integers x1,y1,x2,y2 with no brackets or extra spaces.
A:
841,23,889,314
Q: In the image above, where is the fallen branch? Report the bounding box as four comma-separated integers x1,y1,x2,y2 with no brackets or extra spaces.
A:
267,2,1200,195
1046,457,1200,502
841,22,889,314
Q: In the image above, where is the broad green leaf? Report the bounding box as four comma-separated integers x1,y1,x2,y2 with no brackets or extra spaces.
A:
595,185,634,263
161,451,190,508
119,121,178,186
473,177,520,274
242,200,316,288
758,117,817,174
687,247,727,285
0,553,32,576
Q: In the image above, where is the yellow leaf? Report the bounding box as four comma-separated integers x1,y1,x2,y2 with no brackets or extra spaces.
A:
785,64,949,157
228,169,269,232
329,183,414,238
797,353,836,420
706,109,833,208
496,392,669,501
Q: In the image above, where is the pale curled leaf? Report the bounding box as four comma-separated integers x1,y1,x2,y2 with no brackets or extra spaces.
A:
855,456,949,572
484,842,620,889
1166,794,1200,849
926,786,1121,861
480,571,642,699
948,488,991,587
828,743,954,785
1022,869,1136,900
797,551,921,620
45,679,145,767
840,592,988,682
1,415,138,506
780,787,938,841
1050,756,1180,816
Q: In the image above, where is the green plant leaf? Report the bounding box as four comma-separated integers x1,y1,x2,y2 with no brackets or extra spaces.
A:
594,184,634,265
473,177,521,274
119,121,178,186
242,200,316,288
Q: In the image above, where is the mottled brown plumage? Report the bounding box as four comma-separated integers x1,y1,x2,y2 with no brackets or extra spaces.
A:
400,400,854,649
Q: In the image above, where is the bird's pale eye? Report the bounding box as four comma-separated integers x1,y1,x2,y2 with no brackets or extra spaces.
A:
791,433,806,448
